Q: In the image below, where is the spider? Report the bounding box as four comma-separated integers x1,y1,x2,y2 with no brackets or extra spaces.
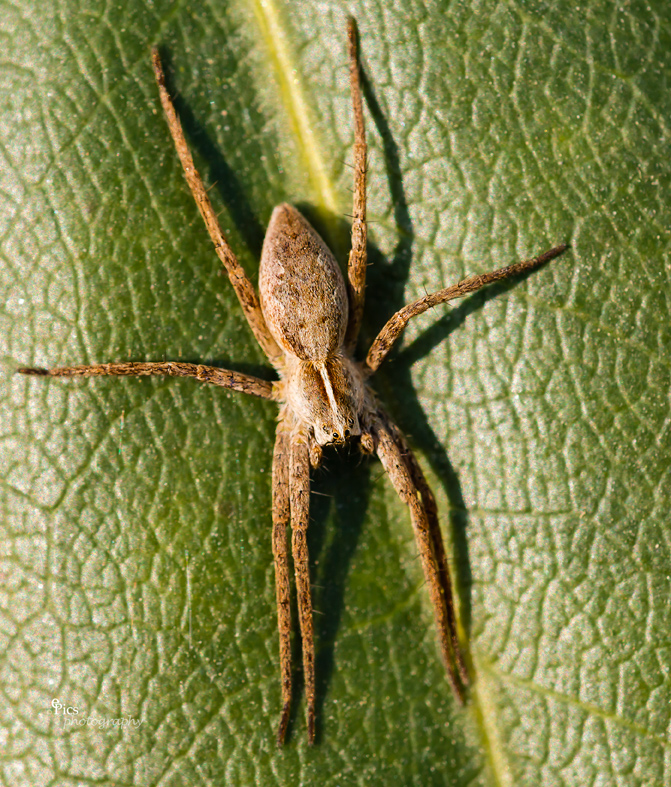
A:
19,19,567,745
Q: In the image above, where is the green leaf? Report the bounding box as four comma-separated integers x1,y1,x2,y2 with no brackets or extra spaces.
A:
1,0,670,785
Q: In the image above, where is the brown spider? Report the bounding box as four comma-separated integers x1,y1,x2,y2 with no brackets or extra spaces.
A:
19,19,567,745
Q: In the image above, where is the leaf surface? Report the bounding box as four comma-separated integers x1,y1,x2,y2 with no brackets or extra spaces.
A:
1,1,670,785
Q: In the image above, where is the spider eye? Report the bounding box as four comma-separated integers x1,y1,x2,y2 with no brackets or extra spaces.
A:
344,429,350,438
333,432,340,440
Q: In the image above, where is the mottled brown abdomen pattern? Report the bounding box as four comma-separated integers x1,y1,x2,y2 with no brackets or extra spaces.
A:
259,204,348,363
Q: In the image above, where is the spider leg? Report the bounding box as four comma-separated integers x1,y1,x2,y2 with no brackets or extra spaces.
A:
373,413,466,702
364,243,568,374
151,50,282,365
382,413,469,686
344,17,368,352
272,422,293,745
289,431,316,743
307,431,323,469
17,361,276,400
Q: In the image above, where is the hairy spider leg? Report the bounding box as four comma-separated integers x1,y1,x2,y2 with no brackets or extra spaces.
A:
345,17,368,352
289,431,316,743
271,422,293,744
373,415,466,700
365,243,568,374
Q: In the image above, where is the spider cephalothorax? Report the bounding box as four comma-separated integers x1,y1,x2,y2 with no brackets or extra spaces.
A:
282,352,364,447
19,19,566,745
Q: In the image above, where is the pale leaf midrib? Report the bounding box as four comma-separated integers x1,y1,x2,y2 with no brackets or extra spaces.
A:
248,0,340,215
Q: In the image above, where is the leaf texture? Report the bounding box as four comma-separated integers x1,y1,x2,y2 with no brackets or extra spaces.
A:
1,0,670,785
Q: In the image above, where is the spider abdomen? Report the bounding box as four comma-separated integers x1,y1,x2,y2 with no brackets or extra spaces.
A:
259,203,348,363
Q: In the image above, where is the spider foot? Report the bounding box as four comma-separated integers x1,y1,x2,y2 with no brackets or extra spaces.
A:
277,701,291,747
